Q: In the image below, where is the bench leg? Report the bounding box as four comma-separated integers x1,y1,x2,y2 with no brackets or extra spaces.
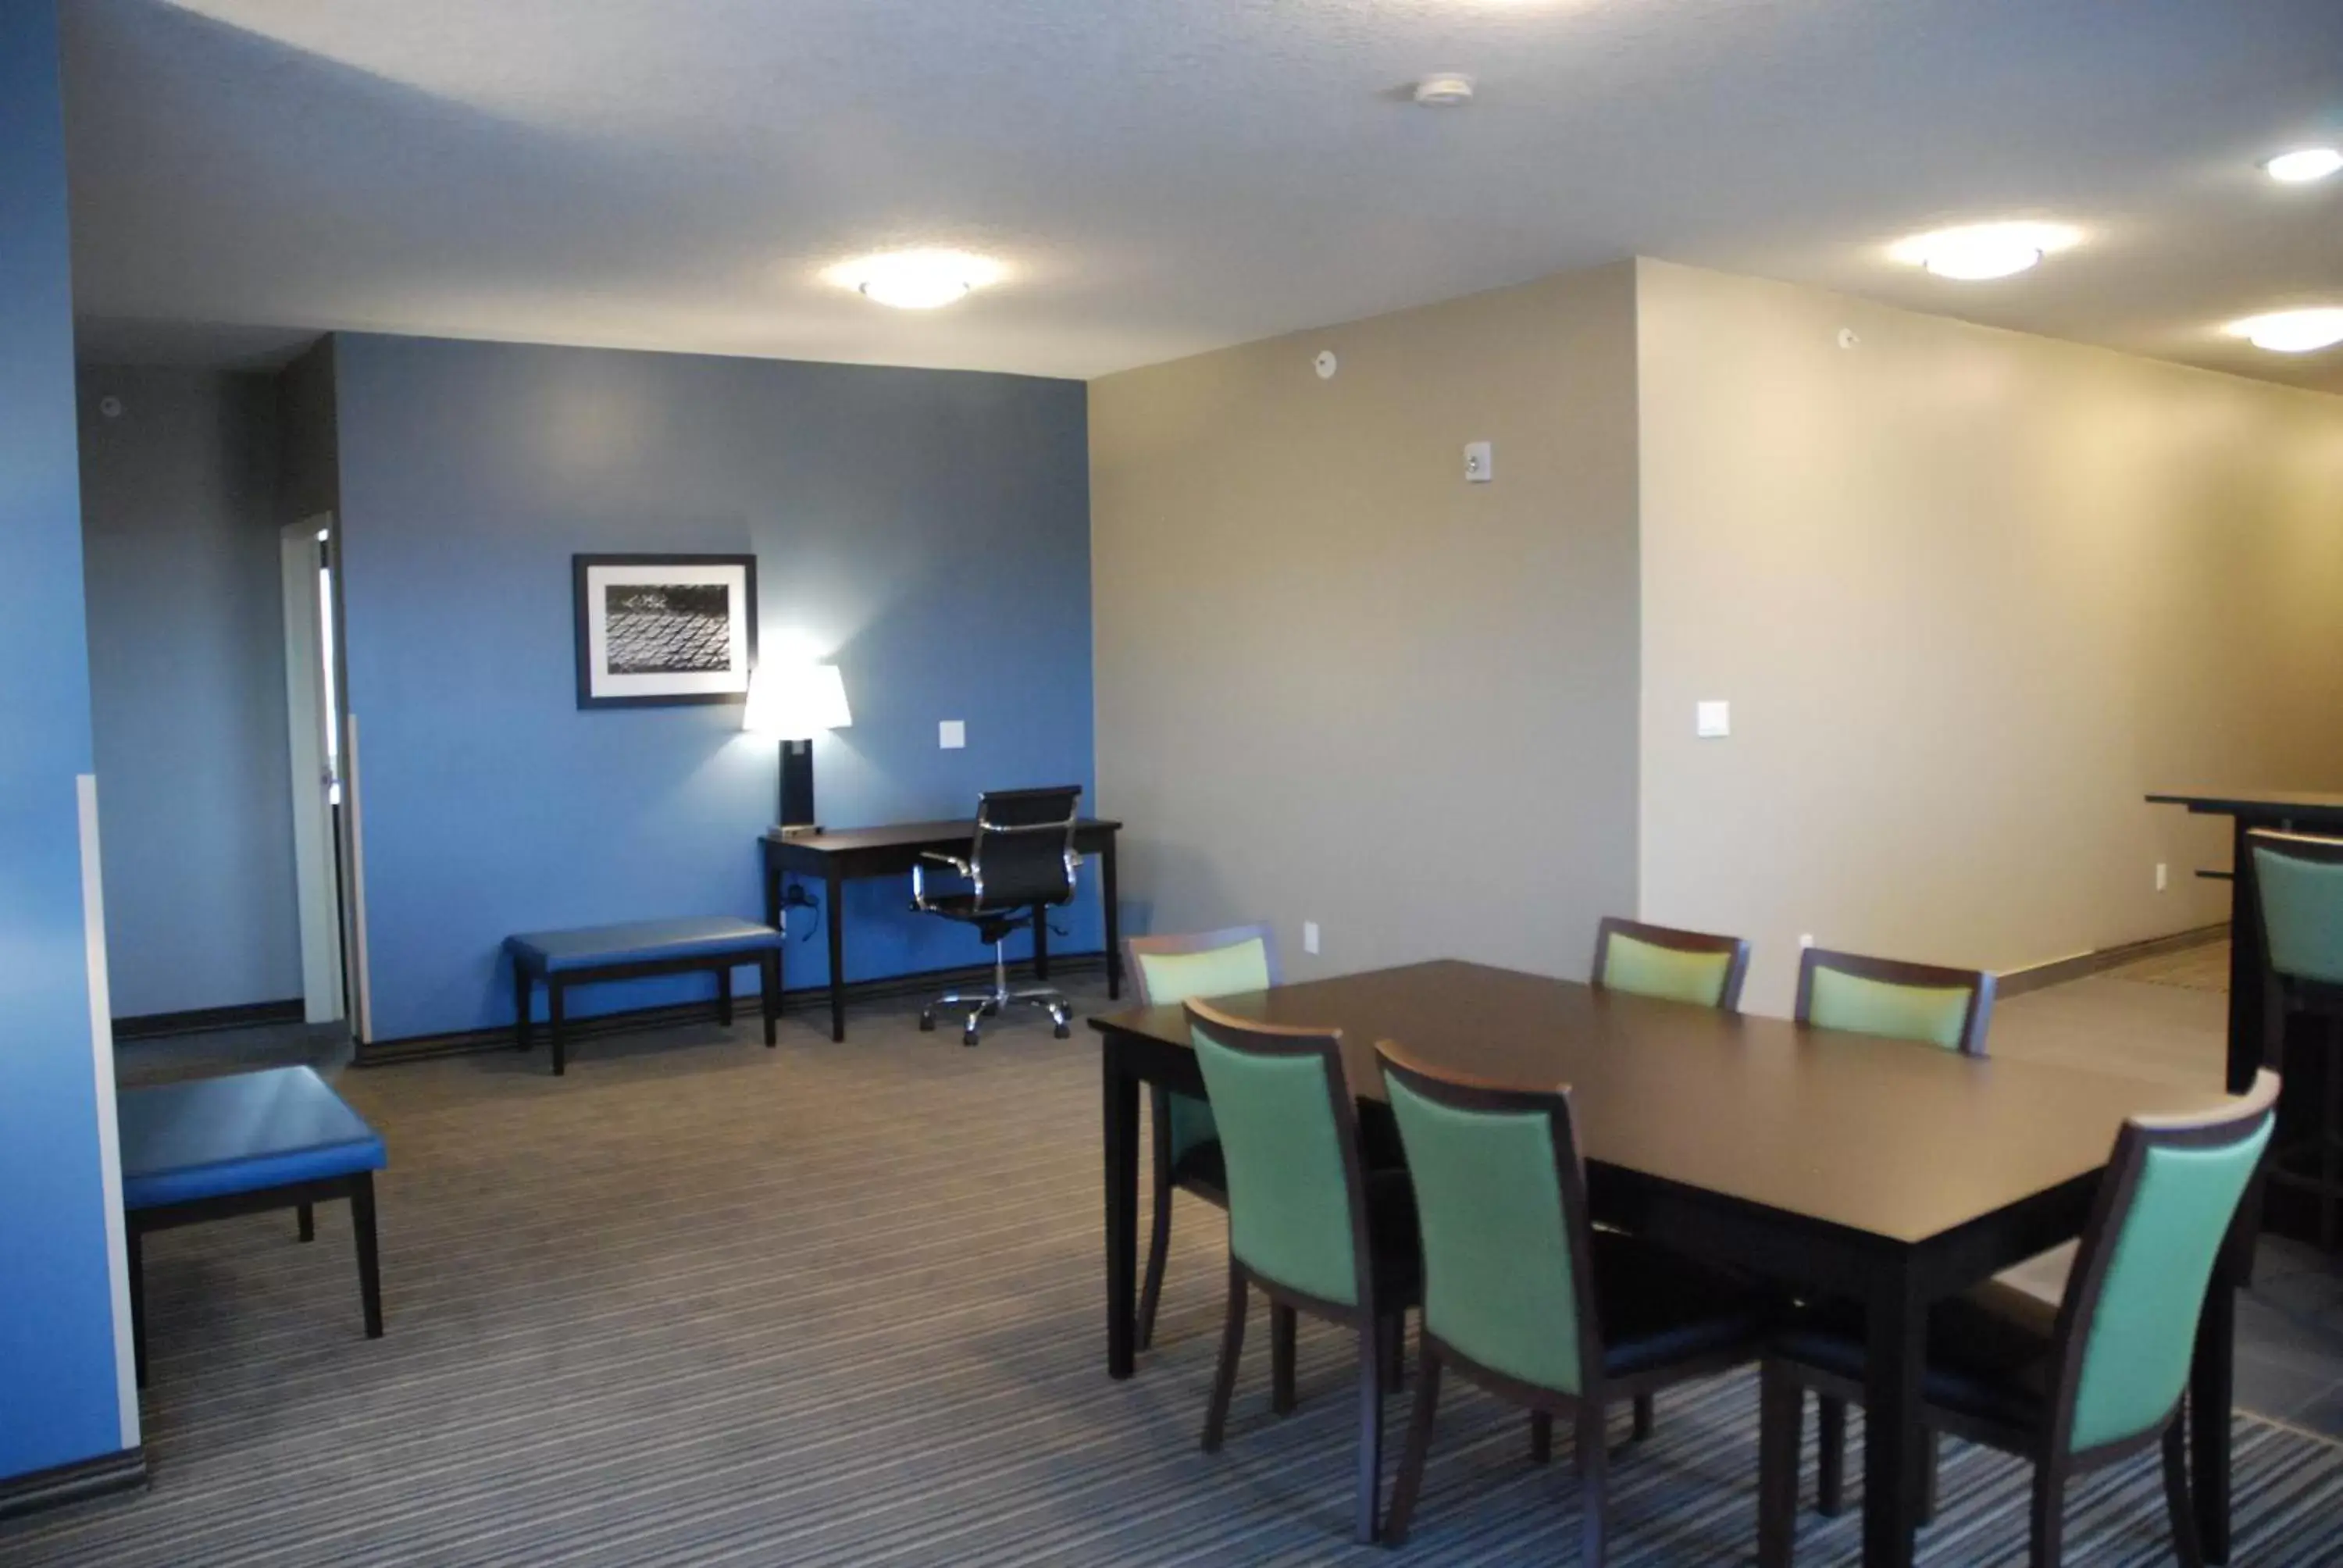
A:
762,951,779,1047
718,963,734,1028
129,1224,148,1388
549,979,567,1076
353,1172,384,1338
298,1202,315,1242
514,964,533,1053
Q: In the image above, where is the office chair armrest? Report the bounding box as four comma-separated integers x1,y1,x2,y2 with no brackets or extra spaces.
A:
911,851,975,911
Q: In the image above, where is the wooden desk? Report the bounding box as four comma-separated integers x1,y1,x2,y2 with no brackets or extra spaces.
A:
1092,960,2254,1567
762,818,1122,1042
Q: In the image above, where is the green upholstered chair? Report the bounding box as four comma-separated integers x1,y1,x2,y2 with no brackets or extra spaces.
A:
1757,1071,2279,1568
1376,1042,1768,1564
2248,829,2343,1249
1187,998,1417,1545
1592,917,1752,1011
1796,946,1995,1056
1124,924,1282,1351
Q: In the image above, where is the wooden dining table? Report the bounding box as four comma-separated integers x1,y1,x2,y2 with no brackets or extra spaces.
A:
1090,959,2259,1568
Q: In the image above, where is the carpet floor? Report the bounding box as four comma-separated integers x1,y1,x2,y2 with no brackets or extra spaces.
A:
9,992,2343,1565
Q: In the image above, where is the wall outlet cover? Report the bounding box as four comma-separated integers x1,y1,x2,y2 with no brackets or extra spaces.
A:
939,719,965,750
1696,700,1731,738
1303,920,1321,956
1464,440,1492,483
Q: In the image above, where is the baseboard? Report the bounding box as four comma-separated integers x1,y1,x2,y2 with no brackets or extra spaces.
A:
112,997,305,1042
354,952,1109,1067
1995,922,2227,998
0,1447,147,1521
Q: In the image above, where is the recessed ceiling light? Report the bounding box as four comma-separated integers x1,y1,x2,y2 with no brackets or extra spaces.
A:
1888,221,2081,281
2263,147,2343,184
2226,308,2343,354
1414,73,1475,107
826,249,1004,310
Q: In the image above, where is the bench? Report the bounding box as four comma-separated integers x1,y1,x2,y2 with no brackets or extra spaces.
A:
505,915,785,1075
118,1065,387,1387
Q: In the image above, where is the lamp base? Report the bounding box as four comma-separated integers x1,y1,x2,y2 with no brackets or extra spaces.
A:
776,823,825,839
778,737,816,833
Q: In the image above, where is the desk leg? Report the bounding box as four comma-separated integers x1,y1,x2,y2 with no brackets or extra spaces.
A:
1103,836,1122,1000
2227,817,2266,1095
763,858,782,932
1033,903,1050,981
826,863,847,1043
1862,1258,1926,1568
1104,1041,1140,1379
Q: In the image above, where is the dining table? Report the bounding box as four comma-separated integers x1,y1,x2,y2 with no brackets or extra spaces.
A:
1090,958,2260,1568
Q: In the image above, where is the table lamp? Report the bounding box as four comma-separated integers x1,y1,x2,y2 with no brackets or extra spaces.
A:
743,661,851,834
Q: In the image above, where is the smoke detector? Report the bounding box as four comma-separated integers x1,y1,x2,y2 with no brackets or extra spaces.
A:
1414,73,1475,107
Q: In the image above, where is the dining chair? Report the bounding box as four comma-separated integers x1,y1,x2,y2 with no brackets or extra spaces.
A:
1375,1041,1769,1564
2247,829,2343,1249
1756,1071,2279,1567
1796,945,1995,1515
1123,923,1282,1350
1186,997,1418,1545
1591,916,1753,1010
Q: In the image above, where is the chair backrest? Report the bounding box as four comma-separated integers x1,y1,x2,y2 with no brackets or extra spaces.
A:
1129,925,1282,1164
2249,829,2343,985
1796,946,1995,1056
1185,999,1372,1311
968,786,1082,908
1591,917,1752,1011
1375,1041,1599,1399
2049,1071,2278,1457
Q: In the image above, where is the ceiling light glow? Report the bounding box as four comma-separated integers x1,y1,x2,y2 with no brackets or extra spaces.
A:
2263,147,2343,184
1889,222,2081,281
826,250,1004,309
2226,308,2343,355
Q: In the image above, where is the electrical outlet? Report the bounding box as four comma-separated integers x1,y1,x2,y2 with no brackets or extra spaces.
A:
1799,933,1815,949
1464,441,1492,483
1696,700,1731,739
1303,920,1321,956
938,719,965,750
2156,862,2169,893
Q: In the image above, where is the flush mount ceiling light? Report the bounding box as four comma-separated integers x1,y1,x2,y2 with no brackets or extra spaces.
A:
1414,73,1475,107
826,249,1004,310
2263,146,2343,184
1889,221,2081,281
2226,308,2343,354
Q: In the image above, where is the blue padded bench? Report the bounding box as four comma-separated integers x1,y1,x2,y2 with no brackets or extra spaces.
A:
505,915,785,1075
118,1065,387,1387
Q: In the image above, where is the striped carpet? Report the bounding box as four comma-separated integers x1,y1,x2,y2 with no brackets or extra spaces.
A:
9,990,2342,1566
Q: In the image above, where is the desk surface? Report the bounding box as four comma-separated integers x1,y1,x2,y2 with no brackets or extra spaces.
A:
762,817,1122,855
2147,787,2343,817
1090,959,2224,1246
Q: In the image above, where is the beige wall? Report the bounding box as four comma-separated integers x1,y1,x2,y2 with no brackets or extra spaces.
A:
1635,258,2343,1015
1090,262,1642,982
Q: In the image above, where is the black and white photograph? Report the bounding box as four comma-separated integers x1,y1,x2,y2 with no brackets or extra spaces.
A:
572,553,758,707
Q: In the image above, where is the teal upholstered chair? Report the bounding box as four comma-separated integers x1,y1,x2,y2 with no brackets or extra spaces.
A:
2248,829,2343,1249
1592,917,1752,1011
1188,998,1416,1545
1124,924,1281,1350
1376,1042,1767,1564
1758,1071,2277,1566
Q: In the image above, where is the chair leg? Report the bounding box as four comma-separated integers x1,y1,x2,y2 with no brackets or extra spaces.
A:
1139,1101,1174,1352
2323,1019,2341,1253
717,963,734,1028
1531,1409,1553,1465
1385,1343,1443,1547
2030,1463,2065,1568
2163,1413,2206,1568
1353,1315,1387,1545
129,1225,148,1389
761,950,778,1046
1817,1395,1847,1516
298,1201,315,1242
1271,1303,1298,1415
1381,1309,1407,1392
1632,1392,1655,1441
1202,1260,1246,1453
353,1172,384,1338
1757,1362,1802,1568
548,979,567,1076
1578,1401,1610,1568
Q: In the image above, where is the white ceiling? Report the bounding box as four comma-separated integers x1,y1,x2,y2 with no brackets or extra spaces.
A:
60,0,2343,390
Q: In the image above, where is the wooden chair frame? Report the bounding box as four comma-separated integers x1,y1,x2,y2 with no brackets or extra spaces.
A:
1794,946,1995,1057
1375,1041,1763,1566
1591,916,1753,1012
1124,924,1282,1350
1758,1071,2281,1568
1186,998,1410,1545
2245,829,2343,1250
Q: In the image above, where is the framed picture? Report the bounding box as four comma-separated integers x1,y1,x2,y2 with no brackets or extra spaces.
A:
572,553,759,709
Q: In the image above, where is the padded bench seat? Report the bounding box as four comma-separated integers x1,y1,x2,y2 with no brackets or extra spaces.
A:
505,915,785,1074
117,1065,387,1387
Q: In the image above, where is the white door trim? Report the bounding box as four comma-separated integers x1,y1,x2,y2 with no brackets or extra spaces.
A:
282,515,343,1024
78,774,140,1448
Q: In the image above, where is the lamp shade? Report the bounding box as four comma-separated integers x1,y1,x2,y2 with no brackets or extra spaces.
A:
743,661,851,738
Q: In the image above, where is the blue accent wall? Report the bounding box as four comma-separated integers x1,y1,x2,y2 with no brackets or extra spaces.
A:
331,334,1095,1042
0,0,130,1480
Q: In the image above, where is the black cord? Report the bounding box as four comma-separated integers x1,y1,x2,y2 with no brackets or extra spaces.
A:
781,879,821,943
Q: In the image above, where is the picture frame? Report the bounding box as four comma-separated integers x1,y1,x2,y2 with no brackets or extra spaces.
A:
572,553,759,709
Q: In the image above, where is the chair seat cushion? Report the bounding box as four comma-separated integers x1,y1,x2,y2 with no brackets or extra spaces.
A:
1595,1233,1771,1377
119,1067,386,1210
1774,1278,2058,1431
505,916,783,973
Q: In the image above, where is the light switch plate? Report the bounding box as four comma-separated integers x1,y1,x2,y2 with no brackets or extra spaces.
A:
1303,920,1321,956
1696,700,1731,738
939,720,965,750
1464,440,1492,483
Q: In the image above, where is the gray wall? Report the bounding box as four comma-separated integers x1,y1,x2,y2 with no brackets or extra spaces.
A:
77,365,303,1017
1089,262,1642,980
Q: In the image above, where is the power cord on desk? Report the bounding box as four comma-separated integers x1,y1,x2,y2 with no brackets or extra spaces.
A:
780,880,820,942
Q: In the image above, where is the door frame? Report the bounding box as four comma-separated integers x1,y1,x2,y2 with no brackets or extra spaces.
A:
280,514,345,1025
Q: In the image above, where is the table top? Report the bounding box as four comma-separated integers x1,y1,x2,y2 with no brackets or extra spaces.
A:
762,817,1122,853
2146,787,2343,818
118,1066,383,1200
1090,959,2227,1246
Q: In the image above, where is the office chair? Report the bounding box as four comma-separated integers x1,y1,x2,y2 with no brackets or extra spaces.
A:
912,785,1083,1046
